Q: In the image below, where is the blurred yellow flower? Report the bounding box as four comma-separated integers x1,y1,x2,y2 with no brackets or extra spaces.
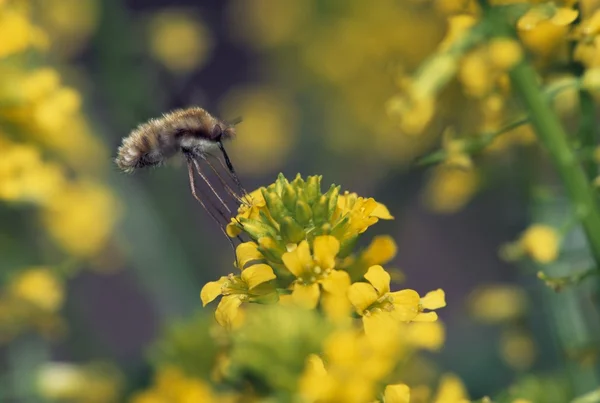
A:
41,181,119,257
131,366,224,403
281,236,350,309
520,224,560,263
382,384,411,403
219,86,297,175
518,6,578,58
37,362,122,403
37,0,99,58
468,284,528,323
433,373,470,403
0,142,65,203
9,267,63,312
423,166,479,213
407,321,446,351
500,328,536,370
148,9,213,73
0,8,46,57
227,0,312,48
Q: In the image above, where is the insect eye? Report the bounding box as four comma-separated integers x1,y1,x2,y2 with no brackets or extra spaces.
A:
211,124,223,140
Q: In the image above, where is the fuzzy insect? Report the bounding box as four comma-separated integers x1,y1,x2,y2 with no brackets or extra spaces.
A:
115,107,246,247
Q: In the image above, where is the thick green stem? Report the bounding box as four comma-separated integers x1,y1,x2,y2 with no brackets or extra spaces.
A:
578,90,598,180
510,63,600,267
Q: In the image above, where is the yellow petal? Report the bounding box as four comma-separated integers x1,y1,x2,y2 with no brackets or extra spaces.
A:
305,354,327,377
241,264,276,289
362,236,397,266
313,235,340,270
413,312,438,322
292,283,320,309
551,8,578,26
215,295,243,327
347,282,379,313
281,241,308,277
389,289,420,321
364,265,390,295
407,322,445,351
236,242,263,269
200,277,227,306
320,270,350,295
372,202,394,219
282,240,311,277
226,222,242,238
421,289,446,310
384,384,410,403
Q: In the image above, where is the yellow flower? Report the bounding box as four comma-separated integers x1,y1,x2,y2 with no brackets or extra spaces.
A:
348,265,445,335
520,224,560,263
423,166,479,213
281,236,350,309
219,86,297,175
406,321,446,351
432,373,470,403
201,242,277,327
9,267,64,312
0,8,46,57
382,384,410,403
226,188,265,237
334,192,394,236
468,284,527,323
299,328,402,403
131,365,227,403
518,6,578,58
41,181,119,257
148,9,213,73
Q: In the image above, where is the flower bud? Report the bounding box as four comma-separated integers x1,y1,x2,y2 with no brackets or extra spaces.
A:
281,217,305,244
240,218,278,240
312,195,329,226
262,188,290,225
282,183,297,212
306,175,322,205
295,200,313,226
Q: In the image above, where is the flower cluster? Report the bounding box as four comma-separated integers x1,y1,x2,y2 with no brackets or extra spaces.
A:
0,0,118,341
134,174,454,402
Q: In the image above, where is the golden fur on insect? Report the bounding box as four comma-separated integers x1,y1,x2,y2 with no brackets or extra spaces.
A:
115,107,236,173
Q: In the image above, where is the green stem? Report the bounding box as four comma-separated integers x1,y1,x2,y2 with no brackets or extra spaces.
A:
416,116,528,166
510,62,600,267
578,90,597,180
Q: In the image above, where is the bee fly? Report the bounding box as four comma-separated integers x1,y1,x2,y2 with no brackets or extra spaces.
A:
115,107,247,247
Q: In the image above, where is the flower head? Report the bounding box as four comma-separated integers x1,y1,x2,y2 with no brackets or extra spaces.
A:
201,242,277,327
348,265,446,335
281,236,350,309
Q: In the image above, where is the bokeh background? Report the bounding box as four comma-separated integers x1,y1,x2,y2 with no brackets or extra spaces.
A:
2,0,598,401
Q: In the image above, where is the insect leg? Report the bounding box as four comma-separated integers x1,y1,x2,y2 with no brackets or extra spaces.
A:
191,158,234,215
217,140,248,197
198,154,249,207
186,159,237,253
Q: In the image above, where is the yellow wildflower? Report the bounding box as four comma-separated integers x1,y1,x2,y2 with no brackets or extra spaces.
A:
41,181,119,257
468,284,527,323
299,326,402,403
148,9,213,73
348,265,445,336
382,384,411,403
201,242,277,327
131,365,227,403
520,224,560,263
423,166,479,213
432,373,470,403
518,6,578,58
9,267,63,312
281,236,350,309
334,191,394,236
406,321,446,351
0,8,46,57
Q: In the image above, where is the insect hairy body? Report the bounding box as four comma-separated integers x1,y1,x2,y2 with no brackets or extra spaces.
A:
115,107,235,173
115,107,246,250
